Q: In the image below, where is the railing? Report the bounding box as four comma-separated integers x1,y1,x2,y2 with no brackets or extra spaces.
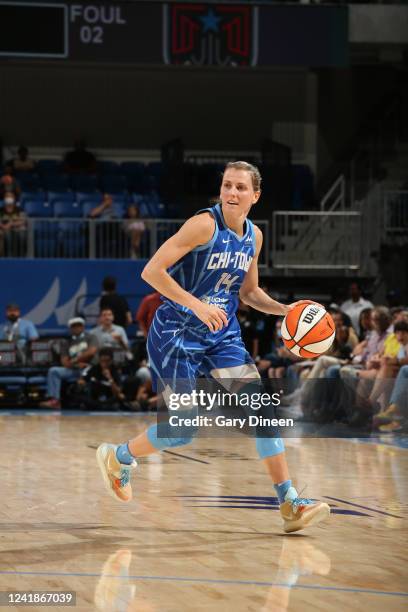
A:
0,218,270,267
320,175,346,212
272,211,361,270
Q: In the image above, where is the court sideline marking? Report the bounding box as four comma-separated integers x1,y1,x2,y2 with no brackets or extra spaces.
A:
0,570,407,598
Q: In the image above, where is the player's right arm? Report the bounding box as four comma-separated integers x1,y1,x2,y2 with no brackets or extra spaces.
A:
141,214,228,332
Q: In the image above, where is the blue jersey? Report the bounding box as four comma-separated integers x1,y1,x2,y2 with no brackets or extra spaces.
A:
163,203,256,322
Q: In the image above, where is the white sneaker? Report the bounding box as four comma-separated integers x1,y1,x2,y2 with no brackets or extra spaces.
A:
96,443,137,503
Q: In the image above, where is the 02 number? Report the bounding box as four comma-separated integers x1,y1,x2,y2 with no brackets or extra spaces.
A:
80,25,103,44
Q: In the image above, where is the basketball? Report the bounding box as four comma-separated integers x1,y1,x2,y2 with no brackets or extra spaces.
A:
281,303,335,358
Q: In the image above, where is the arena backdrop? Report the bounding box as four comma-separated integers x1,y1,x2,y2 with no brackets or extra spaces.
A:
0,260,148,332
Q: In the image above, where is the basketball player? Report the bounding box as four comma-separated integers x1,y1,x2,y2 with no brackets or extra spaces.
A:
97,161,330,533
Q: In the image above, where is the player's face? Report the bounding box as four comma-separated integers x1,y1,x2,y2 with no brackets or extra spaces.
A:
220,169,260,217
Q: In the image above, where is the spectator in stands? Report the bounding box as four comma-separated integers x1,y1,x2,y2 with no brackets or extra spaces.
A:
332,306,392,424
0,301,38,348
373,365,408,433
329,308,358,349
76,347,125,410
341,282,373,333
367,320,408,412
0,192,27,256
63,139,96,174
88,193,116,219
280,318,354,414
391,307,408,326
0,169,20,200
6,146,35,173
357,307,373,342
40,317,97,409
123,204,146,259
88,194,122,258
256,319,300,380
237,301,259,359
135,291,162,338
99,276,132,328
90,307,129,352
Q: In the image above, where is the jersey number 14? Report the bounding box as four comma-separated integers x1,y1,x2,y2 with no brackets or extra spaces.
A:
214,273,239,294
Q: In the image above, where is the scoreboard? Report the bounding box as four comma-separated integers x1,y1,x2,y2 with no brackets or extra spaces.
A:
0,1,348,67
0,2,162,63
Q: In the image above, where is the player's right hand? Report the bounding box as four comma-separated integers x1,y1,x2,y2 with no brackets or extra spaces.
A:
192,303,228,332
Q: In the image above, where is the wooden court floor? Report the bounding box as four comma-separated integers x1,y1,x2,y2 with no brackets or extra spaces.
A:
0,413,407,611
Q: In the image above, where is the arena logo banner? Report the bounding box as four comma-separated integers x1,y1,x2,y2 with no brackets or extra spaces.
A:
163,3,258,66
0,260,148,331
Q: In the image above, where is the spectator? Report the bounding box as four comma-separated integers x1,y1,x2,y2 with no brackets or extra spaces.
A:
88,193,116,219
335,306,392,423
123,204,146,259
99,276,132,328
237,301,259,359
257,318,300,380
6,146,35,173
373,364,408,432
357,307,373,342
126,378,157,412
0,303,38,359
88,194,122,258
0,192,27,256
40,317,97,409
329,308,358,349
63,139,96,174
368,320,408,412
0,169,20,200
76,347,125,410
135,291,162,338
90,308,129,352
341,282,373,333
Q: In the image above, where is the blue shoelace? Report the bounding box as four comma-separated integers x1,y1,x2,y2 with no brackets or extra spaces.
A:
292,497,314,507
120,468,130,487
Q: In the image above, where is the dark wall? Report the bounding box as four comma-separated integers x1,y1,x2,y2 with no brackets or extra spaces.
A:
0,62,311,150
317,66,398,178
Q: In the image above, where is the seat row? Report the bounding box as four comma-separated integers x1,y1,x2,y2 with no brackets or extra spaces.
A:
2,193,166,219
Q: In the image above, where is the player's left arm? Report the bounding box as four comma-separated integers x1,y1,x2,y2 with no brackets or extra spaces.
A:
239,226,320,316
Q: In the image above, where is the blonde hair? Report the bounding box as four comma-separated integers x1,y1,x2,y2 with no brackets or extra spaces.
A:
223,161,262,191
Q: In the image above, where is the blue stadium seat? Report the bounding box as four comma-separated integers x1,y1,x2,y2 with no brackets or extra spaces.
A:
37,159,61,175
137,201,151,217
48,191,75,205
14,172,41,192
20,191,45,206
149,201,166,218
131,193,144,204
43,174,70,192
100,174,127,194
25,200,54,217
111,193,129,205
76,192,102,205
121,162,147,191
58,221,86,257
97,160,120,175
82,201,104,217
70,174,98,192
111,203,125,218
53,200,82,218
33,220,59,257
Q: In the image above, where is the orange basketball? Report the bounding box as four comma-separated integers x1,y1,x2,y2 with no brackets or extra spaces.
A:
281,303,335,359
